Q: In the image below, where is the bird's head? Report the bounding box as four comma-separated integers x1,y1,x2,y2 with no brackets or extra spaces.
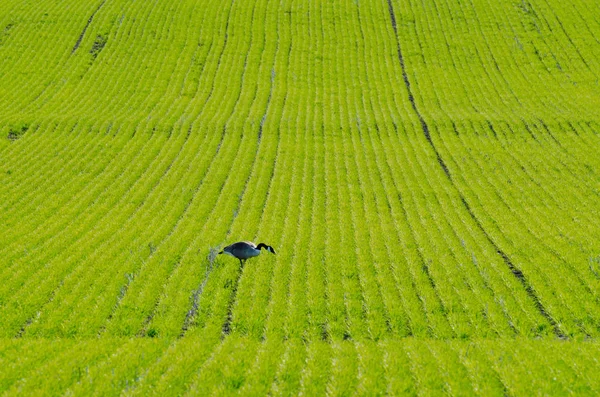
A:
257,243,276,254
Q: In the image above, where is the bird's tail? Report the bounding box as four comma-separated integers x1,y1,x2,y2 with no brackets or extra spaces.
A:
218,250,223,254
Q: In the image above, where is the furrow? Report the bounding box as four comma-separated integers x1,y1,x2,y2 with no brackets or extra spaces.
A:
385,0,564,338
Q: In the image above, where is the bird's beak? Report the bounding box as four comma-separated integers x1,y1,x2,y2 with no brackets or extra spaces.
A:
270,247,276,254
218,251,223,254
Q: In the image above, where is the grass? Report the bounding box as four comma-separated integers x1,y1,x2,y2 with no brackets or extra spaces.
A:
1,0,600,394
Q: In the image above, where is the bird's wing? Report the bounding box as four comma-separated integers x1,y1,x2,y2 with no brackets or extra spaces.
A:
225,241,256,251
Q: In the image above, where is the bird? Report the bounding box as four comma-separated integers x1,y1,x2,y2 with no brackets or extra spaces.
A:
219,241,276,266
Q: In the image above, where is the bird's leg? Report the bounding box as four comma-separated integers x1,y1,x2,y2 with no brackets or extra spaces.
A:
239,258,243,267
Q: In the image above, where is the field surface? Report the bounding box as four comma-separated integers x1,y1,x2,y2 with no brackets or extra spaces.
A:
1,0,600,394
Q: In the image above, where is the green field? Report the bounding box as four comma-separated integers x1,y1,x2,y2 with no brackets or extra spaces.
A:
1,0,600,394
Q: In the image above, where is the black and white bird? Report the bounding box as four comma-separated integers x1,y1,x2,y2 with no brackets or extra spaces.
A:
219,241,276,266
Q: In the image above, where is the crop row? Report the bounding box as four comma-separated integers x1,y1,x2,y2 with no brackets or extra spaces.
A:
386,0,600,337
392,0,600,123
2,0,592,341
1,0,598,127
432,120,600,337
0,0,286,338
0,337,599,395
174,0,554,342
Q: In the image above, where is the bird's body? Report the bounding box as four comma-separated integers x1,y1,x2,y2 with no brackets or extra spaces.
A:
219,241,276,266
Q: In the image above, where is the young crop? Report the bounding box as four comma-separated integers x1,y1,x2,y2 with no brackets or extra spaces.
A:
1,0,600,393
